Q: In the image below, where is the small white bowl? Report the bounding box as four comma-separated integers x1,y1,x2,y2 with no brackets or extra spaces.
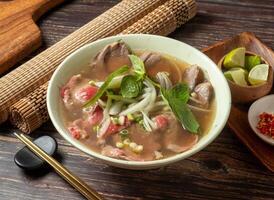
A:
248,94,274,146
47,34,231,169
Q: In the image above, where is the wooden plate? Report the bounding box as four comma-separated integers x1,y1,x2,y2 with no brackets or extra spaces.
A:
202,32,274,172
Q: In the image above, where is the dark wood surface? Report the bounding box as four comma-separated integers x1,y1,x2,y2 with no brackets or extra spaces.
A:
1,0,274,199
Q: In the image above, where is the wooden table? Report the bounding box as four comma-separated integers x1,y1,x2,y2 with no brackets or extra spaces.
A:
1,1,274,199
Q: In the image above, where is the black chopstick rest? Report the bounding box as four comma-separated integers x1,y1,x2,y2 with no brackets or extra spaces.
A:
14,135,57,170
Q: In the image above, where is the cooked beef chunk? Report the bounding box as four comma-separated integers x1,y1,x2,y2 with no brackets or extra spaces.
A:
140,52,182,83
140,52,161,68
91,41,131,71
183,65,204,91
164,127,198,153
192,82,213,108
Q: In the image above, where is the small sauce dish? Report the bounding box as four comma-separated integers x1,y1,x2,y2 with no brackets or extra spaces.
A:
248,94,274,145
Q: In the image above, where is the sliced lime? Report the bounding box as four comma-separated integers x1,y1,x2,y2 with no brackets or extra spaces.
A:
224,68,248,86
245,55,261,71
248,64,269,85
223,47,246,69
223,71,233,81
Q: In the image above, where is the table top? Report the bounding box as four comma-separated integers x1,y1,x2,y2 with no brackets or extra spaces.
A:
1,0,274,199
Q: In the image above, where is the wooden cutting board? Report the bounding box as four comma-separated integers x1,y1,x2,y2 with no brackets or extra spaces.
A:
0,0,64,75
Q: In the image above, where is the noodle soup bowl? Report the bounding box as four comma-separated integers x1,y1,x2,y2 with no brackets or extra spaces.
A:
47,34,231,169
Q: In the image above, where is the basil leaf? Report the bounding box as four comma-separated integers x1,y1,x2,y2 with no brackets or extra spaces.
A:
83,66,129,108
121,75,143,98
161,83,200,134
170,99,200,133
170,84,190,103
129,55,145,79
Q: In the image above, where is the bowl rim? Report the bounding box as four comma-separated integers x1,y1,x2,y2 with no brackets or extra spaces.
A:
47,34,231,167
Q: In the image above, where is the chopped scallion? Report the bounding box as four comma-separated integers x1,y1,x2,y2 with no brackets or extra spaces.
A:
110,117,119,125
119,129,129,141
127,113,135,121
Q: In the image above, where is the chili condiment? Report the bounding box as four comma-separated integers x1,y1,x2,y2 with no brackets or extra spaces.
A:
257,112,274,138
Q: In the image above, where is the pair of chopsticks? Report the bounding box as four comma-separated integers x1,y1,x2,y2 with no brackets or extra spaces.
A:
13,132,103,200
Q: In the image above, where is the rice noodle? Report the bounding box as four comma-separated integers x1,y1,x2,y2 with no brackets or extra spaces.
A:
169,59,182,82
103,98,112,118
141,111,157,132
143,79,157,113
97,98,112,138
109,101,124,115
189,96,202,104
128,103,137,108
156,72,172,89
94,75,125,88
97,117,111,138
119,94,151,115
142,116,152,132
118,115,125,125
138,93,148,100
154,101,167,107
119,80,155,116
187,104,211,113
94,82,103,88
98,99,106,107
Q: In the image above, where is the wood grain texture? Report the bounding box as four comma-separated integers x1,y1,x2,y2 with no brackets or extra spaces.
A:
1,0,274,200
0,0,64,74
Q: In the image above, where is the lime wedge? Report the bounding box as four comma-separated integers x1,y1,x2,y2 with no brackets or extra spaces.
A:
224,71,233,81
245,55,261,71
224,68,248,86
248,64,269,85
223,47,246,69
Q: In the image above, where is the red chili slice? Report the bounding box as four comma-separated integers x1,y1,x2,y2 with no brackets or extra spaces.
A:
257,112,274,138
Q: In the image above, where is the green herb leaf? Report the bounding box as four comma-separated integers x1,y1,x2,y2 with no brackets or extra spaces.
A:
83,66,129,108
107,94,136,103
129,55,145,79
161,83,200,134
170,84,189,103
120,75,143,98
171,100,200,133
146,76,161,88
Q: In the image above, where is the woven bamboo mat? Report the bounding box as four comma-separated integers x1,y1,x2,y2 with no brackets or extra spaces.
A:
8,0,197,133
0,0,167,123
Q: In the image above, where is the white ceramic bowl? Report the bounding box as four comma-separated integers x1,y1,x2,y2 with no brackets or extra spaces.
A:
248,94,274,146
47,34,231,170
